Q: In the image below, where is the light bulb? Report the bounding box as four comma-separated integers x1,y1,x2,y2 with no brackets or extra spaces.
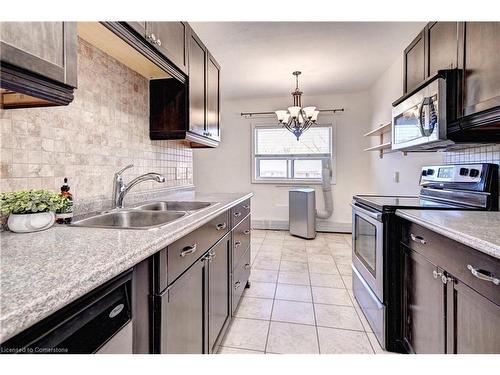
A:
311,110,319,122
275,110,288,123
288,106,300,118
303,106,316,119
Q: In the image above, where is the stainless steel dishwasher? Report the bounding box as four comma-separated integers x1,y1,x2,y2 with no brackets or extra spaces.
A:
0,271,133,354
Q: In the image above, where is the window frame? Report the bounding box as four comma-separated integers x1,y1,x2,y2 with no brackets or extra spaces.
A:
251,121,336,185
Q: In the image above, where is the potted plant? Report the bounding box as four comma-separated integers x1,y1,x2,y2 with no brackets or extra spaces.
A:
0,190,67,233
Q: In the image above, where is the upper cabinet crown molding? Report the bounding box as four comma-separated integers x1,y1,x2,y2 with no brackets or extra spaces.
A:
0,22,78,108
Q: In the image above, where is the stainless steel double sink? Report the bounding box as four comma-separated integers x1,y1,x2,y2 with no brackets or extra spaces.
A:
71,201,214,230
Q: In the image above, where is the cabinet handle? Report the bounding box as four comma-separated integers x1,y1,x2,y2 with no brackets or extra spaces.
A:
234,241,242,248
234,281,241,290
216,222,227,231
243,205,250,210
410,233,426,244
147,33,157,42
467,265,500,286
433,269,451,284
234,212,242,218
243,229,250,235
180,244,197,257
244,263,251,270
156,38,162,46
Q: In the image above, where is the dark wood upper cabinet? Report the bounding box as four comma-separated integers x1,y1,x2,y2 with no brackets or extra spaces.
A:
188,30,208,138
459,22,500,117
149,22,188,73
0,22,77,108
403,30,426,94
427,22,458,76
206,53,221,142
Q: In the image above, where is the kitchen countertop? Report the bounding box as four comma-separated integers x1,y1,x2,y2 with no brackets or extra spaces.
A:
396,209,500,260
0,190,252,343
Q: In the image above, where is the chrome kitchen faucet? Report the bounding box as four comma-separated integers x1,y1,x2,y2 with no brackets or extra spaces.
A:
112,165,166,209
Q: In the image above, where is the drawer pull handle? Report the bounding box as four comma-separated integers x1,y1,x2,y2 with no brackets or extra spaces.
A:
243,229,251,235
244,263,251,270
234,281,241,290
243,205,250,210
234,212,242,218
180,244,197,257
467,265,500,286
410,233,426,244
235,241,242,248
216,222,227,231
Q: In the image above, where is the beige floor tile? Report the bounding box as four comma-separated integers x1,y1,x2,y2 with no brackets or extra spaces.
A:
243,281,276,299
266,230,286,239
278,271,310,285
317,327,374,354
261,239,283,248
218,346,264,354
271,300,315,325
329,244,352,255
250,269,278,283
306,247,333,256
314,304,364,331
355,307,373,333
280,260,308,272
347,289,361,309
282,242,307,251
367,332,391,354
312,287,353,306
307,254,335,264
308,262,339,275
333,254,352,264
336,262,353,275
253,257,280,271
266,322,319,354
257,249,282,259
281,249,308,262
235,297,274,320
341,274,353,289
310,273,345,288
275,283,312,302
258,245,283,254
222,318,270,351
343,234,353,246
251,229,267,238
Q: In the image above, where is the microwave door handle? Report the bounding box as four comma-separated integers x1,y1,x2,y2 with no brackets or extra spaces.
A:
418,98,427,137
350,202,382,221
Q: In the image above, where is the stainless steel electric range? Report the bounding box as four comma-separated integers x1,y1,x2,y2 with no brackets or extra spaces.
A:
351,163,499,352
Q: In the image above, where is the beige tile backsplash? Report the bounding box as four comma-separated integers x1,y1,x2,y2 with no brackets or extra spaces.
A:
0,38,193,206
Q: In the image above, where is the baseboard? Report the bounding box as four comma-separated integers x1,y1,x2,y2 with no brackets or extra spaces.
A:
251,219,351,234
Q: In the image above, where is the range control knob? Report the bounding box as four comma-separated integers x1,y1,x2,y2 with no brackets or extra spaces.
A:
459,168,469,176
469,169,480,178
421,170,427,176
426,169,435,176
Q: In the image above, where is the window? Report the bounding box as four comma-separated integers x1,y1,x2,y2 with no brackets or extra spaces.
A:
252,124,334,183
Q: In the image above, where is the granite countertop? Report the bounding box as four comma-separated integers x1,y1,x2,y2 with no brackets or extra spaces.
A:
396,209,500,260
0,190,253,343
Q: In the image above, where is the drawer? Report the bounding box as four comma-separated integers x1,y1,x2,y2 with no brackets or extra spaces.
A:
232,214,251,270
232,247,251,314
153,210,230,293
231,199,251,227
402,221,500,305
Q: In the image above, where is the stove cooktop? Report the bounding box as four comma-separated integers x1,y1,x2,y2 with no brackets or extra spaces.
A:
353,195,467,212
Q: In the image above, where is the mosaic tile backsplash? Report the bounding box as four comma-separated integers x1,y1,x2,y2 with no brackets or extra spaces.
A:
0,38,193,210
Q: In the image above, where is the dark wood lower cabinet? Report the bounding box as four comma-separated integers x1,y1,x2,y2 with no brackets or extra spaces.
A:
402,246,446,354
448,279,500,353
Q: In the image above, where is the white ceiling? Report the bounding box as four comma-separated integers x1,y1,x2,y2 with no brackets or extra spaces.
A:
190,22,426,100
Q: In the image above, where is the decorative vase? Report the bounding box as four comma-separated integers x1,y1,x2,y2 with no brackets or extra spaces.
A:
7,211,55,233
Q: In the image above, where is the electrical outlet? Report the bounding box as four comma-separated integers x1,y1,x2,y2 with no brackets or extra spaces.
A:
393,171,400,183
176,167,183,180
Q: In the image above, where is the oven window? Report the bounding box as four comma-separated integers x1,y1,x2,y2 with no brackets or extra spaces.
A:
354,215,377,276
393,103,422,145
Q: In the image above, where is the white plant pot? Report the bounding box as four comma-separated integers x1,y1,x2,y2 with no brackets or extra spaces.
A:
7,212,55,233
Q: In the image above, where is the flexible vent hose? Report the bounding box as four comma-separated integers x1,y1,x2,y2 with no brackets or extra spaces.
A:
316,158,333,219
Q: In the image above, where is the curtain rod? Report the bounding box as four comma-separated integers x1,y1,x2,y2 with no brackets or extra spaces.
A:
240,108,344,117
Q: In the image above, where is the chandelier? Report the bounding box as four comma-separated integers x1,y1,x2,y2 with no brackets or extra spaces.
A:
275,71,319,140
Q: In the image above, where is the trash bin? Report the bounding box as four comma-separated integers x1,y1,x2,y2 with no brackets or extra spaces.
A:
289,188,316,239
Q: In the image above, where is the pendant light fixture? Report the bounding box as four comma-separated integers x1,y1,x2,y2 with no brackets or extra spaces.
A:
275,71,319,140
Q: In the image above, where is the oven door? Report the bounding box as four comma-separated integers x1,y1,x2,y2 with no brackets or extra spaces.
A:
351,201,384,301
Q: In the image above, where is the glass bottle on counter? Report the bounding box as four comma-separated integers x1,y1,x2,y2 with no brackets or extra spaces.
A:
56,177,74,224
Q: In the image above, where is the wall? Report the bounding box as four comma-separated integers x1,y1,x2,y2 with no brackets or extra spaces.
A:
366,57,442,195
194,92,374,232
0,38,193,209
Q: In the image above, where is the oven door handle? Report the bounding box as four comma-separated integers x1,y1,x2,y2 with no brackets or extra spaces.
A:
350,202,382,221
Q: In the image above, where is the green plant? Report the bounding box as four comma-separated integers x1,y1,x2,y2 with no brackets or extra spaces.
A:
0,190,66,216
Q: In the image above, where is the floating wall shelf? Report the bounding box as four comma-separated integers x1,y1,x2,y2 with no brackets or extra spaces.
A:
363,122,404,159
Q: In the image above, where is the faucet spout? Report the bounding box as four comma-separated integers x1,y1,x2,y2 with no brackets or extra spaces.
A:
112,167,166,209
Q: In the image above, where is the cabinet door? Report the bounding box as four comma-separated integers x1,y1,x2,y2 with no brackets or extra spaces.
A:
0,22,77,87
208,234,230,353
427,22,458,76
206,53,221,142
126,22,146,37
403,246,446,353
404,30,426,93
449,279,500,354
147,22,188,73
188,30,207,137
459,22,500,116
160,259,205,354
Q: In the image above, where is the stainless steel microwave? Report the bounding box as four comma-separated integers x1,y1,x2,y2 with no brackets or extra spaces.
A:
392,71,457,151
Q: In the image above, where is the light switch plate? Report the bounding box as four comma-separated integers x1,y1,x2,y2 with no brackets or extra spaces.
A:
176,167,183,180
